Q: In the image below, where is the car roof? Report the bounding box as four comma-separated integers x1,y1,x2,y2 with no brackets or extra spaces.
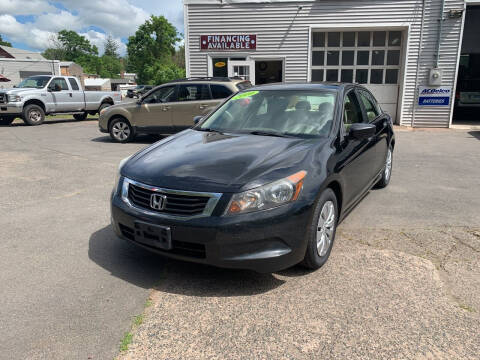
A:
166,77,248,84
247,82,354,92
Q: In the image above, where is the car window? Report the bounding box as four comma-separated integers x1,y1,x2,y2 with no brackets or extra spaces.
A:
143,86,176,104
199,90,337,138
68,78,79,91
343,91,363,131
211,85,233,99
236,81,252,90
50,78,69,91
358,89,380,122
177,84,210,102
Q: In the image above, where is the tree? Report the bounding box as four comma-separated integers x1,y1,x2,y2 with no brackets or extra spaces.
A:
0,34,12,47
145,63,185,85
127,15,180,83
172,45,185,69
104,34,120,58
57,30,98,61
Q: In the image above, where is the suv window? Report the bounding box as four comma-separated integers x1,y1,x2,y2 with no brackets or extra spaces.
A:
236,81,252,90
143,85,176,104
210,84,233,99
343,91,364,131
50,78,69,91
68,78,79,90
177,84,210,101
358,89,380,122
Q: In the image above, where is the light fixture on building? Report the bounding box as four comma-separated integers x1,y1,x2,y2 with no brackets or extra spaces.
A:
447,9,463,19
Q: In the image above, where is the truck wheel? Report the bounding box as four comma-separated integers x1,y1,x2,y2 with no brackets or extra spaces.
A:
0,115,15,125
22,104,45,126
98,103,111,115
109,118,134,143
73,112,88,121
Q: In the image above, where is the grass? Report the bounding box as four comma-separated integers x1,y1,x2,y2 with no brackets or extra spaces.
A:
458,303,476,313
45,114,98,120
118,296,154,354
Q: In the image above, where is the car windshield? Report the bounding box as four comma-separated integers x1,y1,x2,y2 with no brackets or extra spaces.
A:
17,76,51,89
198,89,336,137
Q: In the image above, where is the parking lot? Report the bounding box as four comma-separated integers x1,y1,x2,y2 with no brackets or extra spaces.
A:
0,118,479,359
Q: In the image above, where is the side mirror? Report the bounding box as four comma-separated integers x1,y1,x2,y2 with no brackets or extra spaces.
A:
193,115,203,125
348,123,376,140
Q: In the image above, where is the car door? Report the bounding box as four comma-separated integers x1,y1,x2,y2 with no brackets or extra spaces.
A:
131,85,176,133
170,83,220,131
356,88,389,176
48,77,72,112
67,78,84,112
336,88,379,209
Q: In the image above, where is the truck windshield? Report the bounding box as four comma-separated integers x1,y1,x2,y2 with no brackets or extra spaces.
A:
17,76,51,89
198,89,337,138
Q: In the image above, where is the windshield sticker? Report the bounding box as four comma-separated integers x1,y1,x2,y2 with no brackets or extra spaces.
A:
232,90,259,100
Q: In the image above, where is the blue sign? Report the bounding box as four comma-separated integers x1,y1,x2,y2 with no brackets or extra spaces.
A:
418,86,452,106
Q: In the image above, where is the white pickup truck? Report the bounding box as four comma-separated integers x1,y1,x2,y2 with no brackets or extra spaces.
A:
0,75,121,125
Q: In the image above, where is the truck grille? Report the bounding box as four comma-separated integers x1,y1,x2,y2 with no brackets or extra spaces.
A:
0,93,6,104
128,183,213,216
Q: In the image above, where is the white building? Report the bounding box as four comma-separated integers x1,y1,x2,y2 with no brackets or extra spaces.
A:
184,0,478,127
0,45,60,87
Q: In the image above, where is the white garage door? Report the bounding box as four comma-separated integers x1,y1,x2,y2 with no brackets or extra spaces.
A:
310,30,403,123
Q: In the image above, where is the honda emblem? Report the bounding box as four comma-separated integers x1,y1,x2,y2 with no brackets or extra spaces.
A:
150,193,167,210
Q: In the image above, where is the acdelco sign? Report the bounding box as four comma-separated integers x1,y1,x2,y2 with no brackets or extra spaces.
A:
200,35,256,51
418,86,452,106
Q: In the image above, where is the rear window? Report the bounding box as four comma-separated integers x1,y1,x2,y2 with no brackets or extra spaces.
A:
236,81,252,91
210,84,233,99
68,78,79,90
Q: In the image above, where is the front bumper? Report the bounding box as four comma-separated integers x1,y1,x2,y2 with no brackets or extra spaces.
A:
98,113,108,133
111,191,313,273
0,102,22,115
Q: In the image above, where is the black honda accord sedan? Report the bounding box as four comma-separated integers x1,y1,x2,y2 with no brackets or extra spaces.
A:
111,83,395,273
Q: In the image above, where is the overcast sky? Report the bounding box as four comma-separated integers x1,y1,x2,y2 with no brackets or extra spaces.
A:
0,0,184,55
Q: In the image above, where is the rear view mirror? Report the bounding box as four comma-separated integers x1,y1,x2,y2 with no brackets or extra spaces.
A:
193,115,203,125
348,123,376,140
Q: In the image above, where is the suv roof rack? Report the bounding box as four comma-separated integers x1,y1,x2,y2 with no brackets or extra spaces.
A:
166,77,245,83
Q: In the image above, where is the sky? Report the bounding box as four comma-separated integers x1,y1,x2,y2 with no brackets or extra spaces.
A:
0,0,184,56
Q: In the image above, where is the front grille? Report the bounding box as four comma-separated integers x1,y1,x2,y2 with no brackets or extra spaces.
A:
119,223,206,258
128,183,211,216
0,93,6,104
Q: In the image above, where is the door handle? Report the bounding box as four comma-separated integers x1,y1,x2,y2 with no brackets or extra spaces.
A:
162,106,170,111
199,104,208,110
69,93,72,97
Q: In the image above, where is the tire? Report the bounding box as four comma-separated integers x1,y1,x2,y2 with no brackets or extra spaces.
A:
0,115,15,125
73,112,88,121
22,104,45,126
109,118,134,143
375,145,393,189
301,188,338,270
98,102,111,115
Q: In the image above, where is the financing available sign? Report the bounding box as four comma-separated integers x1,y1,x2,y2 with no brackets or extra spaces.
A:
200,34,256,51
418,86,452,106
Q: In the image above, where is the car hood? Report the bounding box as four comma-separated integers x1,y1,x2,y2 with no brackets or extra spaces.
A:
122,129,323,193
0,88,42,95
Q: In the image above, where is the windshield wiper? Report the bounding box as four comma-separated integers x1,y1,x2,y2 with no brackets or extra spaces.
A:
196,127,224,134
245,130,294,138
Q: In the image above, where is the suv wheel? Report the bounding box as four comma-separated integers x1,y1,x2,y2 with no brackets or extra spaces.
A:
98,102,111,115
22,104,45,126
301,188,338,270
109,118,134,143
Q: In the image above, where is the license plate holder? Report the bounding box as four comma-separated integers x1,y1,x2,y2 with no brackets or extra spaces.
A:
133,221,172,250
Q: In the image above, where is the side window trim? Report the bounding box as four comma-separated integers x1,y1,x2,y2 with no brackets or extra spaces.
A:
356,88,381,123
51,77,69,91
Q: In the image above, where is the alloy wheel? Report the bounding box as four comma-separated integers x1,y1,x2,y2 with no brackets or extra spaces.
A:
112,121,131,141
29,109,42,123
316,200,335,257
385,148,392,181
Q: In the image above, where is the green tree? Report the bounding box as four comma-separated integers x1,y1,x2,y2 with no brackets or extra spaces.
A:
99,55,123,78
145,63,185,85
172,45,185,69
0,34,12,47
127,15,180,83
104,34,120,58
57,30,98,61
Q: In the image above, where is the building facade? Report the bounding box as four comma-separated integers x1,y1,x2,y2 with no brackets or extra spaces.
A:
184,0,469,127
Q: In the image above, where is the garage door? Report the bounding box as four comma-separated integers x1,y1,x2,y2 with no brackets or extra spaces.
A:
310,30,403,123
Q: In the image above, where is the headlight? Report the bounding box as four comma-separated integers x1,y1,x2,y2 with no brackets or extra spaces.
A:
100,107,108,115
225,171,307,215
8,95,21,102
113,155,132,193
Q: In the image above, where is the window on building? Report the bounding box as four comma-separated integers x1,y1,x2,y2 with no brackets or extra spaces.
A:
311,30,402,84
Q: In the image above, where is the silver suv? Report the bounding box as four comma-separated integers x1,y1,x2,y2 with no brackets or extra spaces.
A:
98,77,251,142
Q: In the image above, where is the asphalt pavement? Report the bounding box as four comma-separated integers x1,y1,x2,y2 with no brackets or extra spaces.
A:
0,119,479,359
